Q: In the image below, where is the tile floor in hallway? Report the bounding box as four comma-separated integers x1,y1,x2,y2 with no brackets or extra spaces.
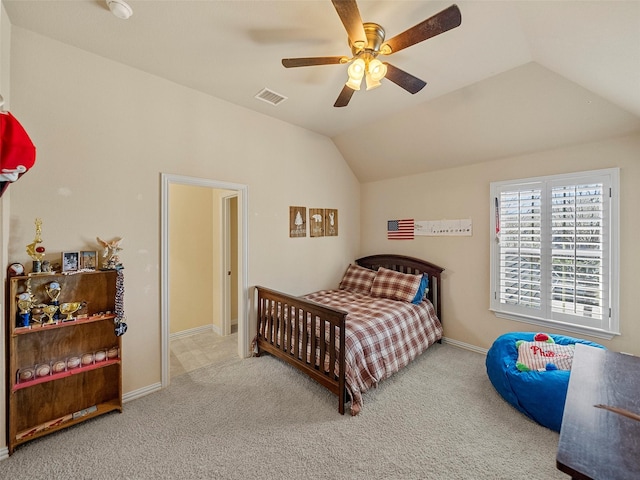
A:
170,326,238,378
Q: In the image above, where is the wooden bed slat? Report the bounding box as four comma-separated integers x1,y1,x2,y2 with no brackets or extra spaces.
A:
256,286,348,413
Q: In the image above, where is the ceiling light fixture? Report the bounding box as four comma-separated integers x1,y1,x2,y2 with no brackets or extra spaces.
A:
106,0,133,20
345,58,366,91
365,59,387,90
365,73,381,91
345,54,387,92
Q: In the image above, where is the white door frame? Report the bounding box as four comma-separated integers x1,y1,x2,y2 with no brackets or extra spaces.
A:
160,173,249,388
221,193,237,337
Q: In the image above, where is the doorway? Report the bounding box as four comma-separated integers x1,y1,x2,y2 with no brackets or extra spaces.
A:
160,173,249,388
222,193,239,336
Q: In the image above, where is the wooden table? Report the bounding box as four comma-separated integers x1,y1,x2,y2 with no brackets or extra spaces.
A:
556,344,640,479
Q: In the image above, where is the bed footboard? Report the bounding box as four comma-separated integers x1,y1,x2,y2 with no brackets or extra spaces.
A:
255,286,348,414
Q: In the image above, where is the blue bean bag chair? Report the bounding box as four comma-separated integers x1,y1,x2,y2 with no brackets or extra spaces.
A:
486,332,605,432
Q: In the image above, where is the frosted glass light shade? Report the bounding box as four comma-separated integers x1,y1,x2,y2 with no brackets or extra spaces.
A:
107,0,133,19
365,73,382,90
346,58,365,90
368,59,387,81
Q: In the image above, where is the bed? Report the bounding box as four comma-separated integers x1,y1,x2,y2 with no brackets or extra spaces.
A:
255,254,444,415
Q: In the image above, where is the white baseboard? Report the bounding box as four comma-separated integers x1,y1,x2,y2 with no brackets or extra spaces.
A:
169,324,214,340
0,446,8,461
123,382,162,403
441,336,488,355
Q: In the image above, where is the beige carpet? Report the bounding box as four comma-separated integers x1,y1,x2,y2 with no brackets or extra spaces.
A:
0,343,567,479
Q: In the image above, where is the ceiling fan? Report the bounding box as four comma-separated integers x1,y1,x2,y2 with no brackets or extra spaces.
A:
282,0,462,107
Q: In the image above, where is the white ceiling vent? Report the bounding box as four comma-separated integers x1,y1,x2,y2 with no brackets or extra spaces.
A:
255,88,288,106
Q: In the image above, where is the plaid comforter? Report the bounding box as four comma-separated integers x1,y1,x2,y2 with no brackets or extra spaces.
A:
304,289,443,415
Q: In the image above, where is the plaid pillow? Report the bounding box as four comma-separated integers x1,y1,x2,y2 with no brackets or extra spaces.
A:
370,267,422,303
338,264,376,294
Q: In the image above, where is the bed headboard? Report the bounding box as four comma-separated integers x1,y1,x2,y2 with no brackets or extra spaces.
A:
356,254,445,322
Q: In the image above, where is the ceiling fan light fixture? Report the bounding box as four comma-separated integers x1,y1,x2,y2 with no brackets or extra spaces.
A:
281,2,462,107
106,0,133,20
346,58,366,91
347,58,365,78
345,77,363,91
367,59,387,81
365,73,382,91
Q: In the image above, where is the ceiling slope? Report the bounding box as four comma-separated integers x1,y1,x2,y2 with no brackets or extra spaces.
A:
333,62,640,182
3,0,640,181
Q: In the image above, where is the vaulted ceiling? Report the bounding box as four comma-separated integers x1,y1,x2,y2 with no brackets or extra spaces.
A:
4,0,640,182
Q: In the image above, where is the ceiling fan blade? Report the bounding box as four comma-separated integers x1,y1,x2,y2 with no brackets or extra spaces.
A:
331,0,366,45
383,63,427,94
282,56,348,68
382,4,462,54
334,85,355,107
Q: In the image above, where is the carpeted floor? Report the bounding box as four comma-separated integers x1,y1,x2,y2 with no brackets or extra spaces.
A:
0,343,567,479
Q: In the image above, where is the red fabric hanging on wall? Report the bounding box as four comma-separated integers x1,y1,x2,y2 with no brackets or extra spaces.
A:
0,111,36,195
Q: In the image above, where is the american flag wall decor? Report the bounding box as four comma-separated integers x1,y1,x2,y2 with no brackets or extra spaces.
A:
387,219,414,239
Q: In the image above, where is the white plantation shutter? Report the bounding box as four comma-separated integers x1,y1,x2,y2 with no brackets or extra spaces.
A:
498,187,542,309
550,181,607,325
490,169,619,339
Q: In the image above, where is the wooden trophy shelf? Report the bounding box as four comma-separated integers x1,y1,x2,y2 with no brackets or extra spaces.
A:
13,357,120,391
13,312,118,335
6,269,123,454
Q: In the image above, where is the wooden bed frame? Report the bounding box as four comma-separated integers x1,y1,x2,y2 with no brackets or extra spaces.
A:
255,254,444,414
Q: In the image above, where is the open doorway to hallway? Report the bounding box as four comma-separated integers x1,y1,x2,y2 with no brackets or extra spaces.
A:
160,174,248,388
170,328,238,378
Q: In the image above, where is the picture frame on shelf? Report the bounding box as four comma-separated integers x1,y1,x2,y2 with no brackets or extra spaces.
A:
61,251,80,272
80,251,97,270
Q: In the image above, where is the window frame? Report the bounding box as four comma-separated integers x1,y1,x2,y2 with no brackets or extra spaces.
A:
489,168,620,340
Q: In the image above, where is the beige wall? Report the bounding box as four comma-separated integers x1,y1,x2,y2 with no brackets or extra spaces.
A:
3,25,360,435
168,184,215,335
169,185,237,336
361,134,640,355
0,1,10,459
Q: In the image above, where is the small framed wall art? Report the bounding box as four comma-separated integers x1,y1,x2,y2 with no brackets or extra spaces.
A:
80,251,98,270
289,206,306,238
309,208,325,237
325,209,338,236
61,251,80,272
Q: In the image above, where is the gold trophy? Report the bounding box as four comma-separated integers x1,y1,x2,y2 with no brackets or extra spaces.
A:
17,299,32,314
16,297,33,328
59,302,82,321
16,285,35,327
42,305,59,324
45,281,62,320
45,282,61,302
26,218,46,273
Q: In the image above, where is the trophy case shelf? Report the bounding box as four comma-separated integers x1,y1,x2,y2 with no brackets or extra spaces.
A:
13,358,120,391
12,313,118,336
5,270,123,455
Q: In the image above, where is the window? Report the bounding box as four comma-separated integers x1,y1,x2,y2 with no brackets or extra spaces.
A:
490,168,619,339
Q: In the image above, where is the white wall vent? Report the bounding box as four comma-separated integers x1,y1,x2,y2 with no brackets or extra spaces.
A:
255,88,288,106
